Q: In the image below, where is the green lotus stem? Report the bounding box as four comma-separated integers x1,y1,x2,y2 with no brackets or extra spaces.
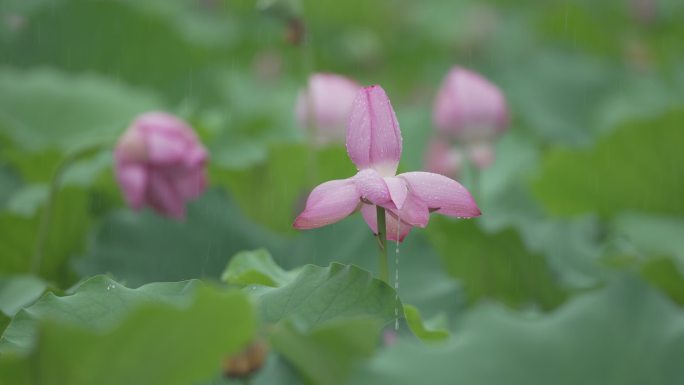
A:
31,141,110,274
376,205,389,283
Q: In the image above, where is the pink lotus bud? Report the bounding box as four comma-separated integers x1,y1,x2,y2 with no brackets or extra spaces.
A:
346,85,403,176
433,67,508,142
114,112,208,219
425,139,464,178
295,73,360,145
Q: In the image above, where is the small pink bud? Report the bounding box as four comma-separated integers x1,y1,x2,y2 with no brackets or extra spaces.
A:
295,73,360,145
433,67,508,142
114,112,208,219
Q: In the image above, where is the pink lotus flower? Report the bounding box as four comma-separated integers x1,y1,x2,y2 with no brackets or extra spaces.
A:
432,66,508,170
114,112,208,219
294,85,480,242
295,73,360,144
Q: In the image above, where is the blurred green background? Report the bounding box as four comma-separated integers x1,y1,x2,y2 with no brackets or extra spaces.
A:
1,0,684,384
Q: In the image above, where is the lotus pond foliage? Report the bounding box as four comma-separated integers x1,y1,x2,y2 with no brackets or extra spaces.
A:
1,0,684,384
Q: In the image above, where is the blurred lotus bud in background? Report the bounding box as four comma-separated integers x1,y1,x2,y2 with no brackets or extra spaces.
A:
295,73,360,145
433,66,508,142
425,139,464,178
432,66,508,171
114,112,208,219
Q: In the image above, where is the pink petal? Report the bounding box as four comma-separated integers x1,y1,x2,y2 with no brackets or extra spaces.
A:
346,85,402,176
145,127,190,165
383,176,408,210
114,127,147,163
392,193,429,227
147,172,186,219
174,169,207,201
132,112,204,166
294,178,361,229
116,163,147,210
399,171,481,218
353,169,391,206
360,204,413,242
184,146,208,169
137,112,199,143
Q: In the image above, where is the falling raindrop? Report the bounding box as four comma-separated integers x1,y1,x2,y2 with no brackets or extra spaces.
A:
394,215,401,331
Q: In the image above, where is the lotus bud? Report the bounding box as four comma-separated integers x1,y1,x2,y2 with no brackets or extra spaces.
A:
114,112,208,219
295,73,360,145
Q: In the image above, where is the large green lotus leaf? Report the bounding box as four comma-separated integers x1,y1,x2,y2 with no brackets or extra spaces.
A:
498,51,615,145
537,2,623,57
0,354,30,385
271,317,382,385
214,143,355,233
284,215,466,322
534,109,684,217
223,250,447,343
596,73,684,134
537,0,684,64
426,218,567,310
0,275,46,318
199,69,304,171
0,278,254,385
253,263,397,331
221,249,297,288
0,0,214,100
641,258,684,306
0,164,21,209
351,276,684,385
0,67,161,153
478,133,604,288
611,212,684,272
0,188,91,287
76,188,288,287
402,304,449,342
4,184,48,217
0,275,202,354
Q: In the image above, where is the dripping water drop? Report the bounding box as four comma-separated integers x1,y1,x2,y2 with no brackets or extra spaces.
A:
394,215,401,331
